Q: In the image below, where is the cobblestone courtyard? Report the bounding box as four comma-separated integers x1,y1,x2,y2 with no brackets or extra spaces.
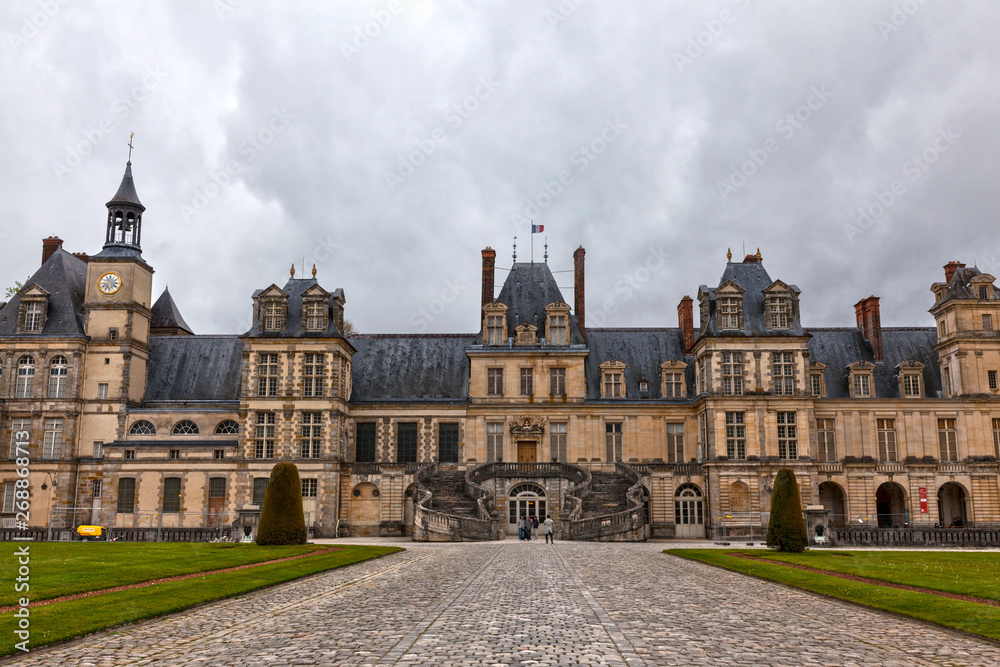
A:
9,539,1000,666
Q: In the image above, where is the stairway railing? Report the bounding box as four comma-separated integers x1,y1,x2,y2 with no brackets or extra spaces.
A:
563,461,646,541
412,463,500,541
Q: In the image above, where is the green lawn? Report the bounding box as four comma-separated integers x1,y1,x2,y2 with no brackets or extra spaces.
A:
668,549,1000,642
1,543,400,656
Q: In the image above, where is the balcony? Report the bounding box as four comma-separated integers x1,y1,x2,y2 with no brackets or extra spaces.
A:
876,461,907,475
817,462,844,474
937,462,967,474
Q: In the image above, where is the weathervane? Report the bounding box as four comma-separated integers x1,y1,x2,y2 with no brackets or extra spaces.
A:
127,132,134,163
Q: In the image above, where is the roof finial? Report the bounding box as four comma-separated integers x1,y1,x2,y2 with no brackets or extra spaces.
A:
311,263,317,278
544,237,548,264
127,132,134,164
756,247,762,260
513,236,517,263
290,263,295,278
727,247,732,261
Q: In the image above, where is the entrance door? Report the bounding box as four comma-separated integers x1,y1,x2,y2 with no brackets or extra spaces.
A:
674,483,705,538
507,483,547,535
208,478,226,527
517,440,537,463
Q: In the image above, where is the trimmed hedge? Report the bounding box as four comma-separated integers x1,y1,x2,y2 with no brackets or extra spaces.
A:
256,462,308,545
766,468,807,552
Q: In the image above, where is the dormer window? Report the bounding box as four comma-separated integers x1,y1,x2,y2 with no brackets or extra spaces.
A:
514,323,538,346
482,303,508,345
767,296,791,329
895,361,925,398
848,361,876,398
718,296,743,330
808,362,827,397
981,286,990,300
600,361,627,398
262,300,286,332
660,361,688,398
545,302,571,345
303,300,327,332
23,301,43,331
17,287,50,334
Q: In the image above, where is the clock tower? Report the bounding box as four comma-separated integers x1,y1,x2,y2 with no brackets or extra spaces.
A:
82,161,154,415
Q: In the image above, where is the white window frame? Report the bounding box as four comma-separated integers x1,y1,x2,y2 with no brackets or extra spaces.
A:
43,417,63,459
722,352,743,396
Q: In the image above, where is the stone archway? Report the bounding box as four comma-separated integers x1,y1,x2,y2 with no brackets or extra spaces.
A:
875,482,907,527
938,482,969,527
507,483,546,536
818,481,846,528
674,483,705,539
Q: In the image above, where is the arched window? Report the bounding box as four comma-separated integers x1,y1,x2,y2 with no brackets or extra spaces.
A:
129,420,156,436
215,420,240,435
48,356,68,398
15,356,35,398
172,420,199,435
674,483,704,528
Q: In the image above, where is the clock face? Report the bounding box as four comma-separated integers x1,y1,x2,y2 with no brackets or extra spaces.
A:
98,272,122,295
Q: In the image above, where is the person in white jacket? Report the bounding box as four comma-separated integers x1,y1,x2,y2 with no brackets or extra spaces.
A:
543,515,554,543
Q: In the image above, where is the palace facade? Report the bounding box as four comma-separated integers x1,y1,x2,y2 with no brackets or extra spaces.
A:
2,163,1000,540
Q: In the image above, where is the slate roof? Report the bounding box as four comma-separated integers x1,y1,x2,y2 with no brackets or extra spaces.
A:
806,328,941,399
584,328,695,400
143,335,243,402
244,277,346,338
349,334,475,402
107,161,144,209
699,260,804,337
0,249,88,337
936,266,997,305
492,262,584,344
150,287,193,334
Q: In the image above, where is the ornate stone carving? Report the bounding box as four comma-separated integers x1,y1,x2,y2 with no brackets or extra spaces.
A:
509,415,544,435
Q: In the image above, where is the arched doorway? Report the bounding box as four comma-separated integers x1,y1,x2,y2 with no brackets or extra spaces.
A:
674,483,705,539
875,482,907,527
349,482,381,536
818,481,846,528
507,483,546,536
938,482,968,527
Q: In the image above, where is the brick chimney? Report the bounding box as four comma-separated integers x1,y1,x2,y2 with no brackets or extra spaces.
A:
42,236,63,265
678,296,694,354
573,246,586,341
855,295,883,362
481,247,496,310
943,260,965,285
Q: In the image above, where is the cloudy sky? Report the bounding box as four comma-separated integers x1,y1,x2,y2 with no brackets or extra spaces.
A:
2,0,998,335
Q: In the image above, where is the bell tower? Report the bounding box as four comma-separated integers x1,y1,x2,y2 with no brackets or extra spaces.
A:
82,160,155,415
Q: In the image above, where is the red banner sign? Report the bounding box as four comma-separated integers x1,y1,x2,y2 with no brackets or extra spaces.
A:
919,487,928,513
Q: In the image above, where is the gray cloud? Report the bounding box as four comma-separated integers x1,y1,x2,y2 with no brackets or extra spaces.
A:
2,0,999,335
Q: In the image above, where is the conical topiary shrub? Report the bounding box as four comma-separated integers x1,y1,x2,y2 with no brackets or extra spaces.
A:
256,462,307,545
766,468,808,552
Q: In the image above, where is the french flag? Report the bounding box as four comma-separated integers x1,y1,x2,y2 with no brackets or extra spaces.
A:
532,224,544,233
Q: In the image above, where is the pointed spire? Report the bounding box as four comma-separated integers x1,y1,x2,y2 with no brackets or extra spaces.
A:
107,161,145,210
150,287,193,335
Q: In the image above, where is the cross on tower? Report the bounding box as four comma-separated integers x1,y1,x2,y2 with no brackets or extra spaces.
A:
127,132,135,162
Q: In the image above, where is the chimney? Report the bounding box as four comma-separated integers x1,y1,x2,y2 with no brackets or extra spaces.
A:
678,296,694,354
943,260,965,285
42,236,63,265
481,247,496,310
574,246,586,341
854,295,883,362
72,252,89,262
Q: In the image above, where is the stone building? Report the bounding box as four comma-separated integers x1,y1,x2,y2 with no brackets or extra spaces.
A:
2,163,999,540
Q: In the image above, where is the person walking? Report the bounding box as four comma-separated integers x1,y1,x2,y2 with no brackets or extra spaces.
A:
524,515,533,541
543,515,554,543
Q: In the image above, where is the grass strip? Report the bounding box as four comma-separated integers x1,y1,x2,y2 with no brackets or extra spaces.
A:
1,545,400,657
0,542,329,606
667,549,1000,643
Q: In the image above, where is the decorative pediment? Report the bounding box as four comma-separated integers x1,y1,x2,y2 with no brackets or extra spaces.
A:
545,302,571,312
809,361,827,371
20,284,50,298
660,360,688,371
763,280,799,295
514,323,538,346
847,361,876,372
894,360,926,373
600,360,627,371
301,284,330,298
509,415,545,435
971,274,996,285
258,284,288,299
716,281,744,295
